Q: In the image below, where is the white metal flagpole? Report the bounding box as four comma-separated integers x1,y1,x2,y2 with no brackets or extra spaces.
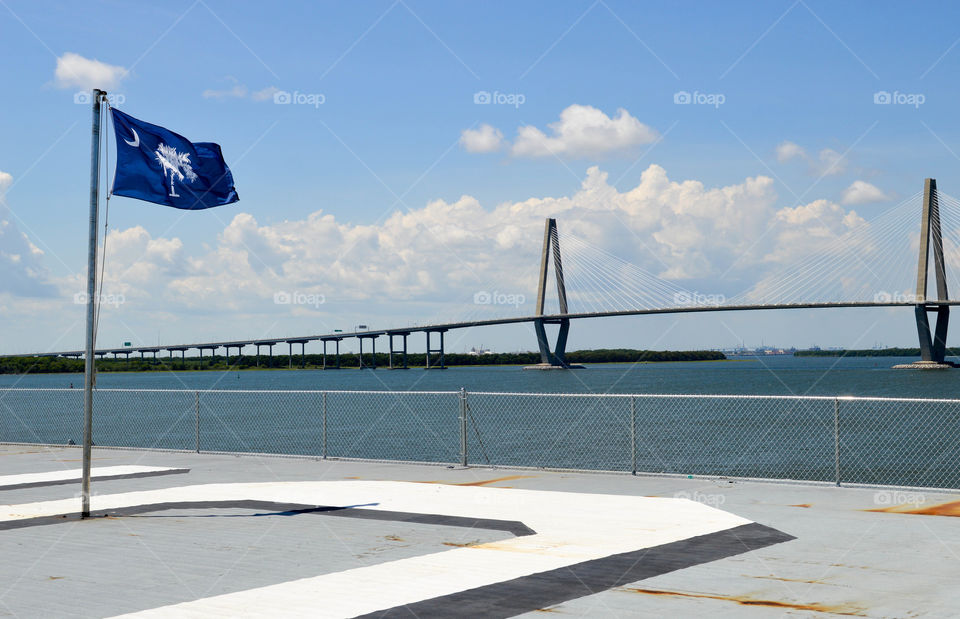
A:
81,89,105,518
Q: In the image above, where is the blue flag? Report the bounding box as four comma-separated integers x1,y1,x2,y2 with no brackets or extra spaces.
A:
111,108,239,210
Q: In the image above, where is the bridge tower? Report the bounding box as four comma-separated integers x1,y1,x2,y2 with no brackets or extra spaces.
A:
914,178,952,365
528,218,583,369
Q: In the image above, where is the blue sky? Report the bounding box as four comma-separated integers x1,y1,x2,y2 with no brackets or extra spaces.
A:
1,0,960,354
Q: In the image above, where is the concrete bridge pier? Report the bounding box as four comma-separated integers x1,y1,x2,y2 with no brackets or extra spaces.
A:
527,218,583,370
197,346,217,367
533,317,572,367
425,329,447,369
388,332,409,369
898,178,957,369
321,338,342,369
225,345,244,368
254,342,277,368
358,334,379,369
286,340,309,369
167,347,188,369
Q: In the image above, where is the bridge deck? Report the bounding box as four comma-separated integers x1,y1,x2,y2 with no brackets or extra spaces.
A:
6,300,960,359
0,443,957,617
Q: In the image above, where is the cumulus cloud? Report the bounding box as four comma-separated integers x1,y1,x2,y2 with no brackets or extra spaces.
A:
0,171,56,298
91,165,862,312
459,124,503,153
202,77,248,99
463,105,658,159
251,86,280,101
2,164,885,351
817,148,847,176
776,140,849,176
202,80,282,102
776,141,805,162
841,180,889,205
510,105,658,158
54,52,128,91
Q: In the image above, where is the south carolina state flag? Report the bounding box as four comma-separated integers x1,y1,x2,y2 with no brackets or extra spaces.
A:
111,108,239,210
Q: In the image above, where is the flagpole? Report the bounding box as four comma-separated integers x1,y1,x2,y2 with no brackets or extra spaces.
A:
81,89,105,519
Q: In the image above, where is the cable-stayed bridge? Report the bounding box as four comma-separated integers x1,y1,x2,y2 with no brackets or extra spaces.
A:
11,178,960,369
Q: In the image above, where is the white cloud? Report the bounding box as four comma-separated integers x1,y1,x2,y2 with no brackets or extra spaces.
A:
202,80,281,102
510,105,658,158
841,180,890,205
202,77,248,99
2,164,885,351
251,86,280,101
54,52,128,91
91,165,859,310
0,172,56,298
459,124,503,153
776,141,850,176
817,148,847,176
776,141,805,162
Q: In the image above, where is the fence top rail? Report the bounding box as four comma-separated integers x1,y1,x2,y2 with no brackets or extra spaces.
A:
0,387,461,396
467,391,960,404
0,387,959,405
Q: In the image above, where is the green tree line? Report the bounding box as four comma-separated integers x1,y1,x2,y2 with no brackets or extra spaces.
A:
793,348,960,358
0,348,725,374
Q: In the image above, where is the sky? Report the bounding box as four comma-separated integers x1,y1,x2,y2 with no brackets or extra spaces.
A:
1,0,960,355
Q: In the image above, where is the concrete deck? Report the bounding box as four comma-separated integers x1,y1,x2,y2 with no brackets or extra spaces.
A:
0,444,958,617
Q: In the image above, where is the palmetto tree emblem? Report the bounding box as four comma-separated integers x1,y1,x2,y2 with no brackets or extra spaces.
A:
155,143,198,197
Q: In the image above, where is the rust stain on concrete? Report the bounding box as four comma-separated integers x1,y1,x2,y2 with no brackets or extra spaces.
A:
616,587,866,615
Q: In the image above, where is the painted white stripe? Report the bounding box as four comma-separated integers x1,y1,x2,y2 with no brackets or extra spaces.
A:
0,481,752,617
0,466,181,488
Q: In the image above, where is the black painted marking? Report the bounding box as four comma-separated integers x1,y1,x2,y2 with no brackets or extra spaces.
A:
358,522,795,618
0,499,535,537
0,468,190,491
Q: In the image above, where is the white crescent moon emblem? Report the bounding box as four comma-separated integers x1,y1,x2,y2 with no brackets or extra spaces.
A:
124,128,140,148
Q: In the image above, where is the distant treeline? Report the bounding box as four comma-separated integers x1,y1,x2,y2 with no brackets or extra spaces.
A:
0,348,725,374
795,348,931,357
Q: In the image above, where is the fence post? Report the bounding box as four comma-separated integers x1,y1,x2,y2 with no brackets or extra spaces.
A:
194,391,200,453
834,397,840,486
459,388,468,467
322,391,328,460
630,396,637,475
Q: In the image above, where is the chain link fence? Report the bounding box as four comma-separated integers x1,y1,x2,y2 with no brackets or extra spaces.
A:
2,388,959,489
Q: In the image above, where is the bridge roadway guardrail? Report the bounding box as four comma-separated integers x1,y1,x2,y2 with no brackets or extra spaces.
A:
1,388,959,491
